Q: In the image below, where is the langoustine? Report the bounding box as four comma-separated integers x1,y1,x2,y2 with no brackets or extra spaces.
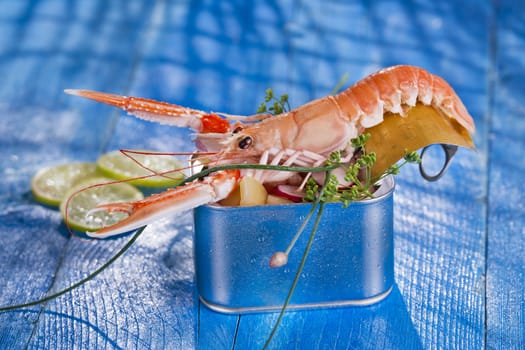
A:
65,65,475,238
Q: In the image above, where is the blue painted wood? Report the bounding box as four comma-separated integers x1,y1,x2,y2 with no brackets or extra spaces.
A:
0,0,523,349
487,1,525,349
0,1,157,348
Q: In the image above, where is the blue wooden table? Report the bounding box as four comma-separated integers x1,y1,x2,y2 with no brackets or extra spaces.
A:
0,1,523,349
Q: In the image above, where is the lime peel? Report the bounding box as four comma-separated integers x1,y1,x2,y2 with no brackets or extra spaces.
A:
31,162,101,207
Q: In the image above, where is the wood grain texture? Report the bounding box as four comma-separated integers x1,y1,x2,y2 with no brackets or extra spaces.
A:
486,1,525,349
0,0,523,349
28,217,196,349
0,1,151,347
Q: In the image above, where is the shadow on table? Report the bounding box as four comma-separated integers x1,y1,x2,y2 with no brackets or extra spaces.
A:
0,309,124,350
198,283,422,349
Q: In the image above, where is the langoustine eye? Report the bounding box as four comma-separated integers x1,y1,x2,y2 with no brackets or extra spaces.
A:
238,136,253,149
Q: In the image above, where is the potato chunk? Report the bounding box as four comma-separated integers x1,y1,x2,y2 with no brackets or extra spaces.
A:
239,176,267,206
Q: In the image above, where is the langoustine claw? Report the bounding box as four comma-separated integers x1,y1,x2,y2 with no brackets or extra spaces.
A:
86,170,239,238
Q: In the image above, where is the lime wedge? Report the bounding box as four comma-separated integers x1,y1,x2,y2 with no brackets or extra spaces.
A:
97,151,184,188
31,163,101,207
60,177,144,232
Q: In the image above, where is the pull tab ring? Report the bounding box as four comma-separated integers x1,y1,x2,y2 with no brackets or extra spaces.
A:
419,144,458,182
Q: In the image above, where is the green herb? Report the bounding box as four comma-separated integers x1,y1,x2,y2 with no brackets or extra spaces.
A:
256,88,290,115
304,177,319,202
263,172,331,350
263,134,421,347
305,133,422,207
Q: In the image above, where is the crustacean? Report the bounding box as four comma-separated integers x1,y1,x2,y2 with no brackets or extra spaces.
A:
65,65,475,238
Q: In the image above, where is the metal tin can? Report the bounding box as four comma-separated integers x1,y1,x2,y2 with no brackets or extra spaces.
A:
193,176,394,313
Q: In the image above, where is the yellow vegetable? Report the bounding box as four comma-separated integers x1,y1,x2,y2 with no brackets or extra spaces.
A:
239,177,268,206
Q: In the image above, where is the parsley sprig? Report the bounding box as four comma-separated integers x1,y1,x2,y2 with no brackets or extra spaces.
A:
264,133,421,349
305,133,421,206
256,88,290,115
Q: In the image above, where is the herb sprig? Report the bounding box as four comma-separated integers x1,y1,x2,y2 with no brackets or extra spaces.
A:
305,133,421,206
256,88,290,115
263,139,421,348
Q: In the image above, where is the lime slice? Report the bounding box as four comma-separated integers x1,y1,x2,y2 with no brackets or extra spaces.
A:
97,151,184,188
31,162,101,207
60,177,144,232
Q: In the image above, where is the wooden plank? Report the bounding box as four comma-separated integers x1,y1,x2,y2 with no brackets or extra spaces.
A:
0,1,161,348
23,1,212,348
486,1,525,348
